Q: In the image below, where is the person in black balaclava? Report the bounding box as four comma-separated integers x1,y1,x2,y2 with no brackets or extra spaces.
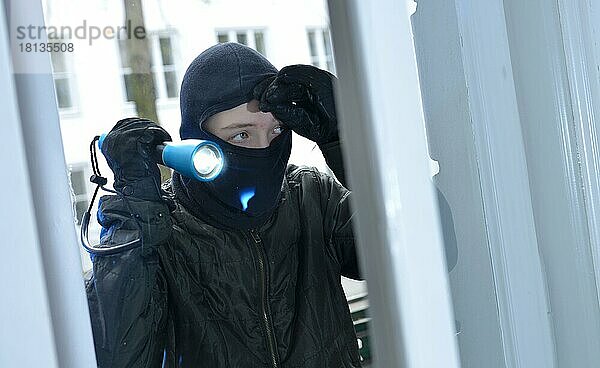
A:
173,42,292,230
86,43,362,368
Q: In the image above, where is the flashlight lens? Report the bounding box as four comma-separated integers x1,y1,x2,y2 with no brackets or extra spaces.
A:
193,145,222,178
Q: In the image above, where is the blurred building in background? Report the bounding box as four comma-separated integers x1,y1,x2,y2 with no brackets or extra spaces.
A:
43,0,335,232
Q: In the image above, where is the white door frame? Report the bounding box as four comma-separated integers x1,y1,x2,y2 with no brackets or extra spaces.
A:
0,3,59,367
327,1,461,367
3,0,97,367
452,0,557,366
502,0,600,364
557,0,600,309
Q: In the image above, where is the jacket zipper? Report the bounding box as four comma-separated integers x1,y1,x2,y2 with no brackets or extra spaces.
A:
249,229,279,368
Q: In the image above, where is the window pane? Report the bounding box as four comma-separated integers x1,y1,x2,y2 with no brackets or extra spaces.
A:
236,32,247,45
75,200,89,225
322,29,332,57
123,73,135,102
54,78,73,109
326,58,335,73
326,58,334,72
322,29,335,73
217,32,229,43
307,30,317,57
254,31,265,55
164,70,178,98
69,169,87,195
50,51,67,73
159,36,174,66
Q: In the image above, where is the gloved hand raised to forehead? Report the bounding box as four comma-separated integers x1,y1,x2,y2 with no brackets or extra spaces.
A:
253,64,339,145
101,117,172,201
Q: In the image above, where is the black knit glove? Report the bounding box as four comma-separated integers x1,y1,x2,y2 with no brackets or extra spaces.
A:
100,118,172,201
253,64,339,145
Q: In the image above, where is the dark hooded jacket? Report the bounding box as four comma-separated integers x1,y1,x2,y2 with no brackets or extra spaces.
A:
85,43,362,367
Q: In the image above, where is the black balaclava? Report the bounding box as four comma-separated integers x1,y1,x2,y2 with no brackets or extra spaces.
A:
174,42,292,230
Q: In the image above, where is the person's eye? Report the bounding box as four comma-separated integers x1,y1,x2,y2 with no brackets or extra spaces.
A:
272,126,283,135
230,131,249,142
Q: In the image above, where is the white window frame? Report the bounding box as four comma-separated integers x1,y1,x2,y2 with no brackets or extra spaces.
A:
215,28,267,56
118,30,181,107
117,37,136,108
151,30,180,102
67,163,90,226
306,27,336,73
50,45,79,115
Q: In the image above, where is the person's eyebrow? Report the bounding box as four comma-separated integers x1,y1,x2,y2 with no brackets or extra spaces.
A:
220,122,256,130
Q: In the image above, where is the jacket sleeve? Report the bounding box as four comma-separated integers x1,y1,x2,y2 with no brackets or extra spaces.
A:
317,169,362,280
85,194,172,368
319,140,348,189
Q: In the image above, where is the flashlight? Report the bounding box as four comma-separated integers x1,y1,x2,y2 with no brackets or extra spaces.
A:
98,134,224,181
158,140,224,181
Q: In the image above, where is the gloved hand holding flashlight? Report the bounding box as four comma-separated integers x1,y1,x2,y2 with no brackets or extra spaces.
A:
100,117,172,201
100,117,224,199
253,64,339,145
82,118,224,254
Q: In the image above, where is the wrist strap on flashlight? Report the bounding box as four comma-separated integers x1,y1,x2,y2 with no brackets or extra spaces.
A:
80,136,143,256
